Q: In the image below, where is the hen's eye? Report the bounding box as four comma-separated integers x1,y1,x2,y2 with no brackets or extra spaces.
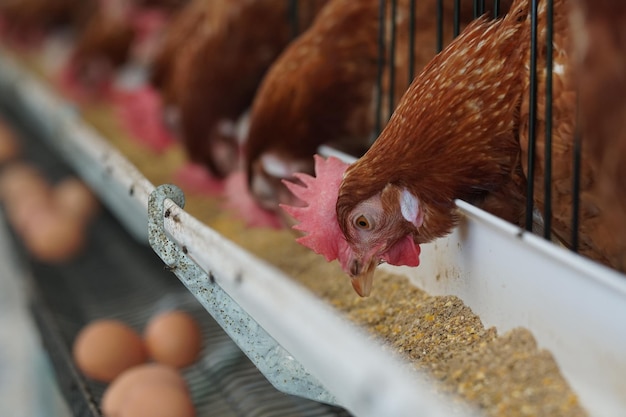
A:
354,215,371,230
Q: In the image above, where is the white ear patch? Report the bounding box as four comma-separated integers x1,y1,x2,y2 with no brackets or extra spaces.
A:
260,153,290,178
400,188,423,228
260,153,312,179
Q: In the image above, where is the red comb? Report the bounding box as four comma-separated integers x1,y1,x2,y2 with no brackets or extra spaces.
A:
223,171,282,229
56,59,113,103
282,155,421,272
131,9,168,41
280,155,351,264
173,162,225,196
112,85,176,153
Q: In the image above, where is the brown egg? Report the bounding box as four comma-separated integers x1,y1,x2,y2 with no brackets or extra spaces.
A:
101,363,188,417
73,320,147,383
4,186,51,236
0,165,88,262
0,162,54,237
144,310,202,368
21,207,86,263
116,377,195,417
0,162,49,203
0,119,20,163
52,177,99,223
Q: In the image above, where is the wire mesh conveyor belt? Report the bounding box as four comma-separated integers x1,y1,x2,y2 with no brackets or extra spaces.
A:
1,98,351,417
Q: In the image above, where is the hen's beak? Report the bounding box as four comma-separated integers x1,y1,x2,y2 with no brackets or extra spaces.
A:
349,257,378,297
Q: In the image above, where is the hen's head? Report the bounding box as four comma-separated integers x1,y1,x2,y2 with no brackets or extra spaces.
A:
336,169,422,296
282,155,420,297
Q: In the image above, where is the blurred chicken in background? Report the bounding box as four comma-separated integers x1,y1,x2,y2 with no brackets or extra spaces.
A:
519,0,626,272
570,0,626,271
244,0,380,215
167,0,327,181
57,0,186,102
149,0,208,113
142,0,328,199
243,0,513,224
0,0,95,48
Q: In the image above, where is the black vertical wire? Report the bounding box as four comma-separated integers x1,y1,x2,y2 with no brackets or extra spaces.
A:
493,0,500,18
289,0,299,38
525,0,539,232
453,0,461,38
436,0,443,52
571,98,582,252
543,0,554,239
375,0,387,136
388,0,397,120
408,0,416,85
474,0,484,18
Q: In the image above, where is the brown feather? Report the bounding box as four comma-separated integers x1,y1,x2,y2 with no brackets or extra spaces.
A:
245,0,380,181
0,0,95,32
72,10,135,72
519,0,623,270
244,0,498,212
570,0,626,271
338,0,530,245
164,0,327,177
150,0,208,100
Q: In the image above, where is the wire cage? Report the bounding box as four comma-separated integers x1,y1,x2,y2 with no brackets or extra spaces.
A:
289,0,604,270
381,0,581,254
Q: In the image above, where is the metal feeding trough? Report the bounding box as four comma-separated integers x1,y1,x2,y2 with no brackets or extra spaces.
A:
1,47,626,417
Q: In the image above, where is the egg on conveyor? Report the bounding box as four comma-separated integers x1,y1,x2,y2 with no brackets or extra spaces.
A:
73,319,148,382
144,310,203,368
52,176,99,224
101,363,195,417
0,118,20,163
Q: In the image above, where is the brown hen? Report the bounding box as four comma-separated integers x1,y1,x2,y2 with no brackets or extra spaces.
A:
519,0,576,244
0,0,95,45
0,0,94,31
149,0,207,103
519,0,626,271
245,0,514,217
569,0,626,271
245,0,380,212
161,0,327,179
61,0,185,100
283,0,531,296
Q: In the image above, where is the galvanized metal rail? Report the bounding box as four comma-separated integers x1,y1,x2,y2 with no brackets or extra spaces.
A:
147,183,337,405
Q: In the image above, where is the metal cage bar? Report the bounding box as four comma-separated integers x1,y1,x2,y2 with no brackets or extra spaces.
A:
289,0,299,38
543,0,554,239
369,0,575,252
408,0,416,84
388,0,398,120
375,0,387,135
572,98,582,252
436,0,444,52
525,0,540,232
